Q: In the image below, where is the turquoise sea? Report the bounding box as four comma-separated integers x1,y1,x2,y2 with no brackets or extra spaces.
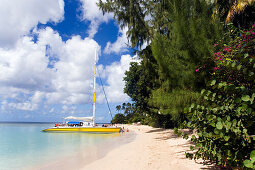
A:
0,122,131,170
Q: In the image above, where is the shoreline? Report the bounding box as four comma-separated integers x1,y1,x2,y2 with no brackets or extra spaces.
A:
29,131,135,170
82,124,217,170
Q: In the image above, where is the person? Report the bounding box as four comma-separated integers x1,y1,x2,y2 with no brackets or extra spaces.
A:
120,128,124,133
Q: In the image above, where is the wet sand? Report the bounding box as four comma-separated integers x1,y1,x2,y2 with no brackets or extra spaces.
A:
82,124,216,170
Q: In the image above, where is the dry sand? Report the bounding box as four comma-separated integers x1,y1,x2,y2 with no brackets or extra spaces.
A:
82,124,216,170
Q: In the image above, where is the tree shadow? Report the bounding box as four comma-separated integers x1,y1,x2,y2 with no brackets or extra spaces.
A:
154,129,194,141
196,160,226,170
145,128,166,133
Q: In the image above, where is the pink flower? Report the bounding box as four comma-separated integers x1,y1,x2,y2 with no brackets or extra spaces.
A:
213,67,218,71
253,24,255,28
196,69,199,72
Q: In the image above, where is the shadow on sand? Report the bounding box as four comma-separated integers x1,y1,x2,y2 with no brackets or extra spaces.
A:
146,128,224,170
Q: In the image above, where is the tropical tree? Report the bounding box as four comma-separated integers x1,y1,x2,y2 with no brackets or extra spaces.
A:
99,0,224,127
111,113,126,124
214,0,255,27
116,105,121,114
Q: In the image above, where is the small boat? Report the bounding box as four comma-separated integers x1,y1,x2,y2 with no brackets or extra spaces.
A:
43,49,121,133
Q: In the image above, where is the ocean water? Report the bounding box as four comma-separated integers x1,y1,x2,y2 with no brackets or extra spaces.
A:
0,122,126,170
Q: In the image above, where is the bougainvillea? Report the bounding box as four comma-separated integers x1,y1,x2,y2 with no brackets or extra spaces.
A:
179,24,255,169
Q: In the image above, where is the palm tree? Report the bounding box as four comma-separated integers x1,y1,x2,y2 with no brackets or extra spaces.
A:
121,103,126,111
116,105,121,114
214,0,255,26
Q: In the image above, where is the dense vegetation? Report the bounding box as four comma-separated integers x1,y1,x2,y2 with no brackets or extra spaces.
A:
99,0,255,169
179,24,255,168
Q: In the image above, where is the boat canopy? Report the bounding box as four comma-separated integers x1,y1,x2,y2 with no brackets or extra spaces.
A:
67,121,81,124
64,116,94,122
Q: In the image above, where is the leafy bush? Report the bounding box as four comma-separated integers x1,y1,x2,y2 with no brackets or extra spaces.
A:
244,150,255,169
181,24,255,168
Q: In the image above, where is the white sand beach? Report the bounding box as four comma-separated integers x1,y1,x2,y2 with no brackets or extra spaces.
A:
82,124,216,170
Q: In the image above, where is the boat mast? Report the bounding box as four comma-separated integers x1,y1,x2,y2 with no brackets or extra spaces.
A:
93,48,97,126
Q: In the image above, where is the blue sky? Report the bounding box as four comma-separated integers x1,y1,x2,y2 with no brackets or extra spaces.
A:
0,0,139,122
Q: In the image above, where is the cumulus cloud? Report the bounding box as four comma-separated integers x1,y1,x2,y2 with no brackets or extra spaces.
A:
0,27,134,113
97,54,139,104
0,27,100,111
79,0,113,38
0,0,64,48
1,101,38,111
61,105,76,114
0,0,134,115
104,27,129,54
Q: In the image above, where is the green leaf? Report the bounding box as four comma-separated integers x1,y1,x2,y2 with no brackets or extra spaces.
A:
190,146,194,151
231,62,236,67
237,65,242,70
216,122,223,130
251,93,255,104
201,89,205,95
214,128,220,134
244,160,253,168
251,150,255,162
211,80,216,86
242,95,250,102
249,71,254,77
225,121,231,130
224,136,230,141
209,122,216,127
227,116,230,121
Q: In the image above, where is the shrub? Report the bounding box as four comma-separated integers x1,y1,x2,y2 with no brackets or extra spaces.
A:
181,24,255,168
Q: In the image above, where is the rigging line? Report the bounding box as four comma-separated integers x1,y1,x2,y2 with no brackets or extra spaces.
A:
97,70,113,120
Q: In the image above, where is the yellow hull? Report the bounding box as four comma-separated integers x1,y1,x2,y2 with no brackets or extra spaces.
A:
42,127,121,133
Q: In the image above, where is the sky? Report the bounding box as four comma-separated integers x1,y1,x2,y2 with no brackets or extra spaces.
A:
0,0,139,123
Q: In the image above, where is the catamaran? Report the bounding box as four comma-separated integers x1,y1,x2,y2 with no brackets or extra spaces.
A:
42,49,121,133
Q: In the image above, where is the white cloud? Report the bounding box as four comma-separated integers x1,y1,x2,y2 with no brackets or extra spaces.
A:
97,54,139,104
79,0,113,38
0,36,53,91
7,102,38,111
104,27,129,54
0,0,135,117
0,0,64,48
0,27,135,113
0,27,100,111
61,105,76,114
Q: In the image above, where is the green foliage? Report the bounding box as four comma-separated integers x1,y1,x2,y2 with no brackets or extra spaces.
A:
182,25,255,168
151,0,222,88
100,0,224,128
111,113,127,124
213,0,255,28
148,0,223,127
112,102,146,124
243,150,255,169
149,88,200,126
98,0,154,48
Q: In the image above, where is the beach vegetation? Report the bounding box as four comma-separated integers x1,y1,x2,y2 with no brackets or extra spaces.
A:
180,24,255,169
101,0,223,127
99,1,255,168
111,113,127,124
